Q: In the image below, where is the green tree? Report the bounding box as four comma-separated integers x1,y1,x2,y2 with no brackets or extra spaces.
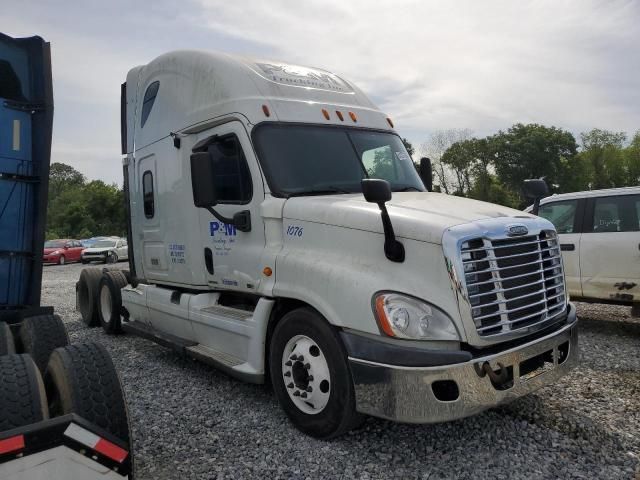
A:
48,162,85,201
624,131,640,186
489,124,577,197
401,138,415,157
578,129,628,189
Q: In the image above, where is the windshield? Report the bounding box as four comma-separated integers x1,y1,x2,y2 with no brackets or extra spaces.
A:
93,240,116,248
253,124,425,196
44,240,65,248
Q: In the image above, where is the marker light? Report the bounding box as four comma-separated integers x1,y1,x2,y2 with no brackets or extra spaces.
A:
262,105,270,117
335,110,344,121
322,109,330,120
348,111,357,122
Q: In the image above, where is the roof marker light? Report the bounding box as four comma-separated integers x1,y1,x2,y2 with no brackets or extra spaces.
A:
386,117,394,128
322,109,330,120
348,111,357,122
336,111,344,121
0,435,24,455
262,105,270,117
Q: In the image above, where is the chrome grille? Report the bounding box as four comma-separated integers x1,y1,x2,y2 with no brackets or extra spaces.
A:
461,231,566,337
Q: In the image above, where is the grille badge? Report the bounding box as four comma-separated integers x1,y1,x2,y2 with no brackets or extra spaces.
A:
506,224,528,237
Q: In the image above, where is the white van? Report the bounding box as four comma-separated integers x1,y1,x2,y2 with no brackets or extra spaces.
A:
530,187,640,311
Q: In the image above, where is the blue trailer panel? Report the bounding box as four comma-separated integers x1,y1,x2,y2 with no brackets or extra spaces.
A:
0,33,53,316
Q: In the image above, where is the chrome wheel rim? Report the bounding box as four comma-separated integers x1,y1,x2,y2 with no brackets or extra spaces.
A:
281,335,331,415
100,285,112,323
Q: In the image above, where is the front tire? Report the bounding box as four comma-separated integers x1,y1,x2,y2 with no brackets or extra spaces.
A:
269,307,363,439
58,255,66,265
106,252,118,264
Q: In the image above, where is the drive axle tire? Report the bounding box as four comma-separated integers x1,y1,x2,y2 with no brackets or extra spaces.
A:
0,354,49,431
77,267,104,327
0,322,16,356
269,307,363,439
45,343,130,442
98,270,128,334
20,314,70,374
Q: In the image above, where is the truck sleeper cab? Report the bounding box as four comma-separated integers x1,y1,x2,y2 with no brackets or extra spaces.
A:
114,51,578,438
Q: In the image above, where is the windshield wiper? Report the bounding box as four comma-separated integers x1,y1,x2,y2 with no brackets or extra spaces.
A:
287,187,353,197
393,186,423,192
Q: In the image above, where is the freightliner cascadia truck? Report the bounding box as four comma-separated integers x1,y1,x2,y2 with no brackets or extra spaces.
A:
78,50,578,439
0,33,133,478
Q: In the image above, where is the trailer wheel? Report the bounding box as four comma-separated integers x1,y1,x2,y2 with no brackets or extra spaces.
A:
45,343,130,442
0,322,16,356
77,267,104,327
20,314,70,374
98,270,128,334
0,354,49,431
269,307,363,439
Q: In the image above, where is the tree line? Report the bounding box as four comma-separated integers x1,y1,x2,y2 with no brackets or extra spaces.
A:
416,125,640,208
46,163,126,240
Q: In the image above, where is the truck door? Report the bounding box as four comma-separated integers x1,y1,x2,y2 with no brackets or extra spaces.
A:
194,121,266,293
580,194,640,302
537,199,583,298
137,155,166,276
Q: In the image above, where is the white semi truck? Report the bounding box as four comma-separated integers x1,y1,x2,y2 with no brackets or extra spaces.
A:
78,50,578,438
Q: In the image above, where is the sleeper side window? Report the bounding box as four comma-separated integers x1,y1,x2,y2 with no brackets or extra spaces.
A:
207,135,252,204
592,195,640,233
140,81,159,128
538,200,578,234
142,171,154,218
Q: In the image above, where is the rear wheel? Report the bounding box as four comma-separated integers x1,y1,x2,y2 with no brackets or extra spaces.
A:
269,307,363,439
0,322,16,356
99,271,129,334
20,314,70,374
77,267,104,327
45,343,131,442
0,354,49,431
58,255,66,265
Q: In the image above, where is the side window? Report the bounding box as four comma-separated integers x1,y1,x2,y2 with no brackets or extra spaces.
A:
73,241,81,247
362,146,398,182
592,195,640,233
207,135,252,204
140,81,159,128
142,171,154,218
538,200,578,234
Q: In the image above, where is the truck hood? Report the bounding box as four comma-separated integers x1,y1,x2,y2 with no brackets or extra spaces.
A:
283,192,535,244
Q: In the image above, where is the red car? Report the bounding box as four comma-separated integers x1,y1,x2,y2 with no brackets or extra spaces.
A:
43,239,85,265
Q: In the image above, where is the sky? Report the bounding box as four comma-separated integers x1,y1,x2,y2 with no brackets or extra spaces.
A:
4,0,639,184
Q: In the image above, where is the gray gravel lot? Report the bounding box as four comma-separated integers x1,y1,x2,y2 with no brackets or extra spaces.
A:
42,262,640,479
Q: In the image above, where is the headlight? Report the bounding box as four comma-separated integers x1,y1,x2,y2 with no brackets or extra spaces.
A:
373,292,460,341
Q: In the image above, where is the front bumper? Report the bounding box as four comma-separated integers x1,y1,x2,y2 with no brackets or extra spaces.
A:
43,255,60,263
347,303,578,423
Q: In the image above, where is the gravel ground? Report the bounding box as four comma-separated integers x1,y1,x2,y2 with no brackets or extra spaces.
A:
41,262,640,480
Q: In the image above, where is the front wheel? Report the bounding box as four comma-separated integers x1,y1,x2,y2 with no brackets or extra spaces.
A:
58,255,66,265
269,307,363,439
106,252,118,264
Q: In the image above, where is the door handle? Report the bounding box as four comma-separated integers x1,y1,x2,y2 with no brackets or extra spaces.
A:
560,243,575,251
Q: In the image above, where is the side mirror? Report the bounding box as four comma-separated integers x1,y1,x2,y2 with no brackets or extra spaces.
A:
190,152,217,207
419,157,433,192
361,178,391,204
523,179,549,215
361,179,404,262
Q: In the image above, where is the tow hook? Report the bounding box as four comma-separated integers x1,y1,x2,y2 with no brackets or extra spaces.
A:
475,361,509,383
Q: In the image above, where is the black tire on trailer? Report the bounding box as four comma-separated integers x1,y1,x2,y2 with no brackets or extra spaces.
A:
98,270,129,334
0,354,49,431
269,307,364,439
0,322,16,356
77,267,104,327
20,314,70,374
45,343,131,442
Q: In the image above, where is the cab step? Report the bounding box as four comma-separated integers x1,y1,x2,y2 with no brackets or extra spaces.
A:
121,320,196,354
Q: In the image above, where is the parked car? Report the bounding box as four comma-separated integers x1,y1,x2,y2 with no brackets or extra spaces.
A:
81,238,128,264
43,239,84,265
527,186,640,311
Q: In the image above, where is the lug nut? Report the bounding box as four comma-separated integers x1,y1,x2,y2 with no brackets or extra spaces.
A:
285,361,292,367
284,371,291,377
308,375,314,381
304,363,311,370
298,355,304,362
300,392,307,398
290,355,297,361
287,383,294,389
293,391,301,397
306,386,313,392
